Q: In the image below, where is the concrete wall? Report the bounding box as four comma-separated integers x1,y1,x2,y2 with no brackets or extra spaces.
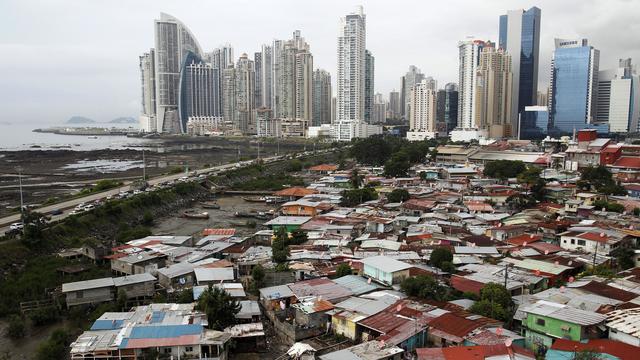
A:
65,287,113,307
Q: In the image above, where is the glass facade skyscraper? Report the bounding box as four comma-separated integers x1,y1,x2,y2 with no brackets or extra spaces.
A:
549,39,602,135
520,106,548,140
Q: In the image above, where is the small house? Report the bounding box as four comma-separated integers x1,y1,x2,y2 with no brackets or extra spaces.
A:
361,256,411,286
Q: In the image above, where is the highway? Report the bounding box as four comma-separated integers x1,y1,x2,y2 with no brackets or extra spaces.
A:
0,149,334,234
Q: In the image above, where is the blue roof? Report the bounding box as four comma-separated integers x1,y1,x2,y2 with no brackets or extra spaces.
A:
150,311,165,324
91,319,125,330
128,324,202,339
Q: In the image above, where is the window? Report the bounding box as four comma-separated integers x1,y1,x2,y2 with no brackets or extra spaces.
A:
561,325,571,332
570,239,575,245
577,240,586,246
185,346,193,352
536,318,545,326
164,348,172,354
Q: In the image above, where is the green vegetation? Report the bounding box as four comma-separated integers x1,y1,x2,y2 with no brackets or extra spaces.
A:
196,285,241,330
340,187,378,207
35,328,70,360
28,306,59,326
483,160,527,180
251,265,266,287
272,228,290,264
7,315,25,338
169,166,184,174
80,179,123,195
593,199,625,213
232,173,304,191
349,136,434,177
285,159,304,172
578,165,627,195
386,188,410,203
335,263,353,277
611,247,635,270
469,283,514,322
350,169,363,189
384,151,411,177
400,275,449,301
429,247,453,270
517,166,546,201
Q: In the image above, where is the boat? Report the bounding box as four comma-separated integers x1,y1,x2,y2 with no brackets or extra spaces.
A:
265,196,286,204
234,211,254,218
87,136,98,139
201,201,220,209
242,196,267,203
234,210,272,220
183,210,209,219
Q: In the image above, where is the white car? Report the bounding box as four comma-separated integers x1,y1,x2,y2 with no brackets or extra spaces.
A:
9,223,23,231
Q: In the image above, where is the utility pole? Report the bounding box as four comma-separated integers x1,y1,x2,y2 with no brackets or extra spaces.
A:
142,150,146,181
17,168,24,227
504,263,509,289
593,242,598,268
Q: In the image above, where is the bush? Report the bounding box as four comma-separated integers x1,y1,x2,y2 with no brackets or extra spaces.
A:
429,248,453,269
340,188,378,207
285,159,303,172
386,189,410,203
400,275,448,301
29,306,59,326
335,264,352,277
7,315,25,338
142,211,154,226
35,329,69,360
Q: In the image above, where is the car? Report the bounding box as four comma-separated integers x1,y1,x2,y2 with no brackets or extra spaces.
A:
49,209,63,216
133,190,142,195
9,223,23,231
83,204,95,211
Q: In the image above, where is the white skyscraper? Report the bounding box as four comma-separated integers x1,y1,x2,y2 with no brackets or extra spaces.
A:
153,13,203,133
597,59,636,133
407,79,437,141
336,6,366,123
457,39,488,129
139,49,156,132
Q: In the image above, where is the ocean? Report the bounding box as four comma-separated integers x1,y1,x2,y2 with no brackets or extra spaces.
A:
0,122,158,151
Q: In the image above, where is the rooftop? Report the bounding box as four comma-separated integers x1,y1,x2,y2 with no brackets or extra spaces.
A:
361,256,412,273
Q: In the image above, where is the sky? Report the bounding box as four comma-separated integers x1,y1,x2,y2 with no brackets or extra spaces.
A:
1,0,639,124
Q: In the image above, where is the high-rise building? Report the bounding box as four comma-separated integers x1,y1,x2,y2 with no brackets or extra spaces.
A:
520,105,549,139
336,6,366,123
549,38,601,135
207,44,234,121
260,45,273,109
536,90,548,106
408,79,437,136
436,83,459,134
388,90,400,120
499,7,541,135
222,65,236,128
254,52,263,109
457,39,488,129
401,66,425,119
235,54,256,135
365,50,375,123
153,13,203,133
331,97,337,123
295,51,313,123
256,107,280,137
596,59,635,133
312,69,332,126
139,49,156,132
474,45,513,138
372,93,386,124
181,60,219,124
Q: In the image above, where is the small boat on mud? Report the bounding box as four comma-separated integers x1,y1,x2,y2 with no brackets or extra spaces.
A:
242,196,267,203
183,210,209,219
201,201,220,209
265,196,286,204
234,210,272,220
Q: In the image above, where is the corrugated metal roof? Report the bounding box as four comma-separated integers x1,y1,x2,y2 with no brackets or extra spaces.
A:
333,275,380,296
521,300,607,326
259,284,294,300
113,273,156,287
361,256,412,273
62,277,115,293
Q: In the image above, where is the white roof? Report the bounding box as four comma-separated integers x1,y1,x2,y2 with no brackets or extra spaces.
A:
62,277,114,293
113,273,156,287
361,256,412,273
264,216,312,225
194,267,235,283
521,300,607,326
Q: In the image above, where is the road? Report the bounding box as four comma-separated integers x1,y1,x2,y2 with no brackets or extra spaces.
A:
0,149,335,234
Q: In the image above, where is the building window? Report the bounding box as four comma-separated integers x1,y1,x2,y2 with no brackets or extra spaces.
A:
577,240,586,246
185,346,193,352
536,318,545,326
571,239,575,245
561,325,571,332
164,348,172,354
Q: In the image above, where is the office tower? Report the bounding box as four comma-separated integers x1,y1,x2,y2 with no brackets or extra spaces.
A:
499,7,541,135
401,66,425,119
596,59,635,133
207,44,234,119
388,90,400,120
474,45,513,138
331,97,337,123
312,69,332,126
520,106,549,139
457,39,488,129
436,83,459,134
260,45,273,109
549,38,601,135
235,54,256,135
153,13,203,133
139,49,156,132
372,93,386,124
256,107,280,137
181,60,219,124
409,79,437,133
365,50,375,123
336,6,366,122
222,66,236,126
536,90,548,106
254,52,262,108
295,51,313,123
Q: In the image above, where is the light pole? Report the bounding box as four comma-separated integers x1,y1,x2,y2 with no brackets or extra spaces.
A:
17,167,25,227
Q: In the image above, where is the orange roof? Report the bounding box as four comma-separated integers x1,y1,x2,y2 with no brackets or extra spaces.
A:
199,259,234,268
613,156,640,169
416,345,534,360
506,234,542,246
578,232,610,243
274,187,318,197
309,164,337,171
202,228,236,236
551,339,639,360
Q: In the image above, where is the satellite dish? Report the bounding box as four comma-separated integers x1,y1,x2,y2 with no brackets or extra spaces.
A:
545,250,550,255
495,328,503,336
568,261,573,266
568,276,575,283
505,338,512,347
523,242,528,247
179,277,186,285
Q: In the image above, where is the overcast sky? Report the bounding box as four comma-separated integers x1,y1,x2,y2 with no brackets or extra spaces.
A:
1,0,639,124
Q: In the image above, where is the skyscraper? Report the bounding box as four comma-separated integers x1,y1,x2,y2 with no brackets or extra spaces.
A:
457,39,487,129
409,79,437,136
295,51,313,123
499,7,541,135
235,54,256,135
365,50,375,123
272,31,312,125
549,38,601,135
153,13,203,133
336,6,366,122
207,44,234,121
372,93,386,124
254,52,263,109
312,69,332,126
596,59,635,133
181,60,219,124
260,45,273,110
139,49,156,132
436,83,459,134
401,66,425,119
222,65,236,128
474,45,513,138
388,90,400,120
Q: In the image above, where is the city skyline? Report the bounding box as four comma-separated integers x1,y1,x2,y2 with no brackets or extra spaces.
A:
1,0,639,124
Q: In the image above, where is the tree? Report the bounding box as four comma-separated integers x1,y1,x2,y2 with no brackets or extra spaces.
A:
384,151,410,177
469,300,510,322
142,211,154,226
400,275,448,301
350,169,363,189
251,265,266,287
517,166,542,186
470,283,514,322
574,350,604,360
176,288,194,303
440,261,456,274
429,248,453,269
506,193,536,211
272,228,290,264
580,166,627,195
340,188,378,207
387,188,410,203
35,329,69,360
335,264,352,277
288,229,308,245
483,160,527,181
593,200,625,213
196,285,241,330
7,315,25,338
611,247,635,270
350,137,393,165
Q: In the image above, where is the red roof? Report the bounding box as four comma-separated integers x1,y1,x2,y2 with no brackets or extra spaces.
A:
577,281,638,302
427,313,484,338
526,241,563,254
624,184,640,191
402,198,437,210
416,344,534,360
613,156,640,169
578,232,610,243
309,164,337,171
551,339,639,360
202,228,236,236
450,275,484,296
358,308,411,334
506,234,542,246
